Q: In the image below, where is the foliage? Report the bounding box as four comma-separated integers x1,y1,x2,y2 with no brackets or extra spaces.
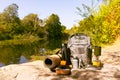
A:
30,55,46,61
21,14,39,33
0,34,39,46
77,0,120,46
69,25,79,35
45,14,62,39
0,3,20,40
44,14,63,49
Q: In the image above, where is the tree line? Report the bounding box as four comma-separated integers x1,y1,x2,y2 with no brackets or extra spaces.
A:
0,3,69,50
0,0,120,49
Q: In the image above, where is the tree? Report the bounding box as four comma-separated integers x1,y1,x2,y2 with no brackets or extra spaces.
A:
61,25,70,42
69,25,79,35
21,14,39,33
45,14,62,39
77,0,120,45
100,0,120,43
76,0,101,18
21,13,47,39
45,14,62,49
3,3,21,34
0,3,21,40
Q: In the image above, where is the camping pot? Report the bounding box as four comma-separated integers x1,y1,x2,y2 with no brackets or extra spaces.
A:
92,60,101,67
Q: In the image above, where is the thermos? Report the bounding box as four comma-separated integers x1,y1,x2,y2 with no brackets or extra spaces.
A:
71,57,79,69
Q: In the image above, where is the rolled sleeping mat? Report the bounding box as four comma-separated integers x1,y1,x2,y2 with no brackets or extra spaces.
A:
44,54,61,71
94,46,101,56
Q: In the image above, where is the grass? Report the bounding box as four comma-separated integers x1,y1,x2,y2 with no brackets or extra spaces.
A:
30,55,46,61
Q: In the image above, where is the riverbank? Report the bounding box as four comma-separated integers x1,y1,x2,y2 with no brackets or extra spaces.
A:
0,38,120,80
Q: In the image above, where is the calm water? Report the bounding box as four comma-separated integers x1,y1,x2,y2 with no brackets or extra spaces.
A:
0,55,28,67
0,39,62,67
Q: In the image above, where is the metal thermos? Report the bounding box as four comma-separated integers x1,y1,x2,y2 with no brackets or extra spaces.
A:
71,58,79,69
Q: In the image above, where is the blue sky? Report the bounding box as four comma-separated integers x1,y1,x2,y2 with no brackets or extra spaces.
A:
0,0,102,29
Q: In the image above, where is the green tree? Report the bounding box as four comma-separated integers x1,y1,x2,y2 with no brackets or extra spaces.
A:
21,13,39,33
45,14,62,39
61,25,70,42
21,13,47,39
0,3,21,40
4,3,20,34
45,14,62,49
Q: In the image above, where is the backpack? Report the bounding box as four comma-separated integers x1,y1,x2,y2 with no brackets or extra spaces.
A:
67,33,92,68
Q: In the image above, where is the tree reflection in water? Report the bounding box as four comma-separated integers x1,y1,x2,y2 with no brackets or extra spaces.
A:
0,45,35,66
0,39,62,67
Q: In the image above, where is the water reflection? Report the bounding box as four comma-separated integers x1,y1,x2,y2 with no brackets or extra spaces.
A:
0,39,62,67
0,63,4,67
0,55,28,67
0,45,36,67
19,56,28,64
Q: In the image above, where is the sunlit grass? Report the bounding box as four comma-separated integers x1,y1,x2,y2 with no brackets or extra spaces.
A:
30,55,46,61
